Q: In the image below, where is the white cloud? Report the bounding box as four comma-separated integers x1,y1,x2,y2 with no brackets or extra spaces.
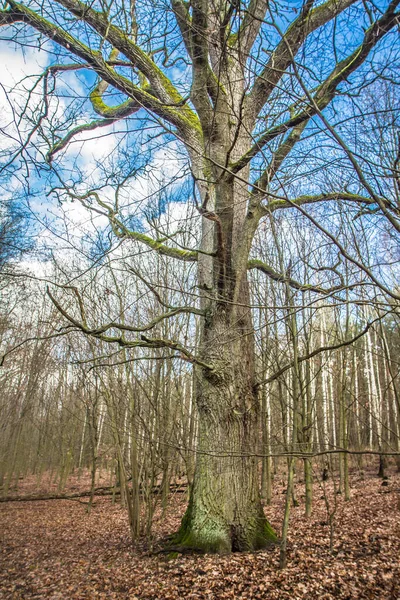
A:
0,43,49,145
0,41,194,275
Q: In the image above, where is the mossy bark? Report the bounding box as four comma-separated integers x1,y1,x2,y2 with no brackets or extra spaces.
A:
171,64,279,553
173,406,278,553
172,296,278,554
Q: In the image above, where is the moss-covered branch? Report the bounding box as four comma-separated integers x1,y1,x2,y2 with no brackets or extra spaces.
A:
66,189,199,262
46,116,119,162
55,0,201,132
234,2,400,173
55,0,180,103
0,6,21,25
264,192,391,213
87,47,141,119
42,49,139,163
246,0,356,120
112,221,198,262
3,0,201,135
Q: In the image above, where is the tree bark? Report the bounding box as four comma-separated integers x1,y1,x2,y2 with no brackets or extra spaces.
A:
173,286,277,553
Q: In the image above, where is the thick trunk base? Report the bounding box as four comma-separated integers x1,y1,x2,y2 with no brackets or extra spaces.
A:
171,493,278,554
169,411,279,553
177,290,278,554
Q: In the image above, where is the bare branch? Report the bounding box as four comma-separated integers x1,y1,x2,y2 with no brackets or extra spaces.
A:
234,2,400,173
46,287,213,370
235,0,269,57
246,0,357,121
248,258,343,295
264,191,389,213
261,314,386,385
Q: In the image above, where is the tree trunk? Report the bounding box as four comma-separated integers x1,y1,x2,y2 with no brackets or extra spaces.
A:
172,73,279,551
173,295,277,553
175,377,277,552
261,385,272,504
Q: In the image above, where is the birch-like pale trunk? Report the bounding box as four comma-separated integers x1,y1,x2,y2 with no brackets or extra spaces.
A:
78,411,87,473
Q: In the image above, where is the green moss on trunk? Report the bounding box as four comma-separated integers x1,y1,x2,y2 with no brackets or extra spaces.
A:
170,490,278,554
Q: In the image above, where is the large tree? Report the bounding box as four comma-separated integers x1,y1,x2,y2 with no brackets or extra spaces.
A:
1,0,399,553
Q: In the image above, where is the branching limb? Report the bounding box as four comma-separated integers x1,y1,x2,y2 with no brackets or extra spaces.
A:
235,2,400,174
253,120,308,192
189,0,215,131
234,0,270,58
110,216,199,262
88,47,139,117
248,258,343,295
246,0,356,121
48,279,203,334
171,0,193,59
62,189,199,261
0,330,75,367
2,1,200,135
46,287,213,370
274,195,400,301
46,116,122,162
54,0,185,106
261,314,387,385
129,267,202,312
264,191,390,213
46,73,142,161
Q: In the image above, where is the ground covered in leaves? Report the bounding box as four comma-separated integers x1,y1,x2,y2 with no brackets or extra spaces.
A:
1,468,400,599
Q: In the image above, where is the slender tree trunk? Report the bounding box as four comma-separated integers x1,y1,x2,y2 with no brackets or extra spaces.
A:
259,281,272,504
87,402,99,514
280,285,301,568
302,310,313,517
379,322,400,471
261,385,272,504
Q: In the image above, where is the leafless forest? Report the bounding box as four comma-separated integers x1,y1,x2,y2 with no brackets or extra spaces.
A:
1,0,400,597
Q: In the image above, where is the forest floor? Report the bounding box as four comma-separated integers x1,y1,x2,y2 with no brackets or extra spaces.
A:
1,466,400,599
